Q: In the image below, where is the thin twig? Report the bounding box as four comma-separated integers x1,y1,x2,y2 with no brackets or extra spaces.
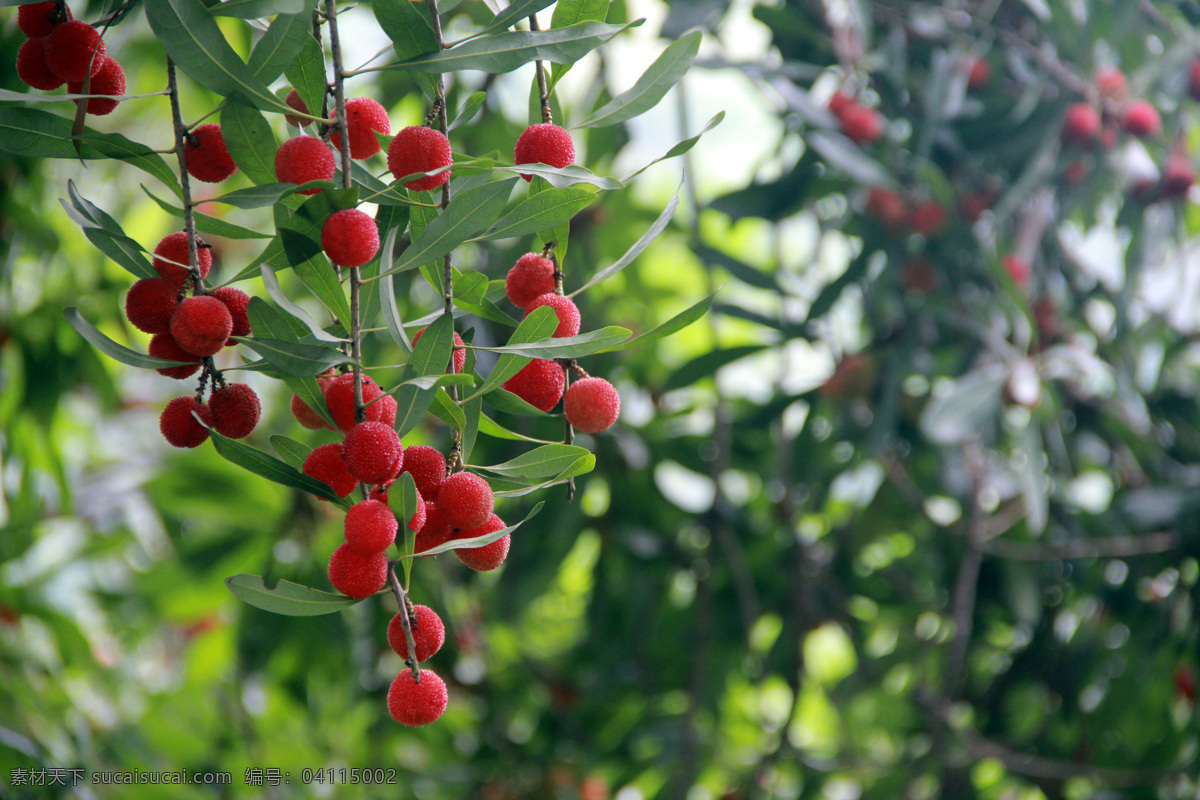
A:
166,60,203,289
983,531,1179,561
387,563,421,681
529,13,552,123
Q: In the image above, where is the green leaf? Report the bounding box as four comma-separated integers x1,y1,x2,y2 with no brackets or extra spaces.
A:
386,472,420,530
260,264,346,343
269,435,312,470
225,575,359,616
235,336,349,376
283,31,327,126
473,444,594,480
247,298,338,429
919,366,1007,446
453,271,489,305
603,291,715,352
430,388,467,433
388,21,639,75
406,501,544,558
62,181,155,280
493,456,593,496
63,308,193,370
449,92,488,131
288,374,336,429
209,428,349,505
495,162,622,190
549,0,609,85
571,185,679,297
397,373,476,391
623,110,724,181
466,306,559,400
209,181,336,209
477,412,560,443
461,389,482,465
248,7,314,83
392,313,454,437
295,257,353,328
143,186,273,240
662,345,769,392
805,130,893,186
374,0,439,61
482,0,556,35
473,187,596,241
574,31,700,129
377,228,413,353
482,387,554,417
212,0,310,18
474,326,631,359
696,243,780,291
221,94,280,186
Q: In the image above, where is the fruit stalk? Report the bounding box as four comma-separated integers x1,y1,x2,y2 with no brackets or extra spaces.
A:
387,561,421,681
529,13,551,124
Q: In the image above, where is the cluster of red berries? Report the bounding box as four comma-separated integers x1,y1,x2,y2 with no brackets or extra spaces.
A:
828,90,884,145
15,2,126,116
386,604,449,726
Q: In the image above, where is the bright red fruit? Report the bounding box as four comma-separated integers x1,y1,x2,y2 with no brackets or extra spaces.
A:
1003,255,1031,290
564,377,620,434
839,104,882,144
1123,99,1161,139
148,333,203,379
160,396,212,448
436,472,494,532
455,514,510,572
342,421,403,486
1061,103,1101,146
387,126,452,192
153,231,213,286
505,253,557,309
208,382,261,439
327,543,388,598
514,123,576,180
966,58,990,90
524,294,581,338
502,358,565,412
210,287,251,339
344,499,398,553
275,135,335,194
303,442,358,499
330,97,392,160
67,56,125,116
1096,68,1127,101
184,123,238,183
170,296,233,357
399,445,447,501
387,605,445,662
322,209,380,268
414,502,453,555
387,668,448,726
322,372,385,432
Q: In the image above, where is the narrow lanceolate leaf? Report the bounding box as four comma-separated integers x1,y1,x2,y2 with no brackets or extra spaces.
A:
386,473,420,531
389,21,639,75
64,308,193,370
247,298,338,429
461,390,482,465
473,445,595,480
248,7,314,82
482,387,553,417
549,0,610,85
374,0,438,61
269,435,312,470
212,0,310,18
430,387,467,433
376,179,516,279
377,228,412,353
283,32,326,127
209,429,349,505
483,0,557,34
450,92,488,131
453,271,489,305
473,187,596,241
696,243,780,291
260,265,346,343
294,257,352,328
62,181,155,280
222,94,280,186
571,186,680,297
806,130,893,187
225,575,358,616
406,502,544,558
143,186,273,240
493,456,594,496
392,314,454,437
210,182,334,209
574,31,701,129
602,291,716,352
478,412,560,443
235,336,349,377
467,306,559,400
623,111,725,181
145,0,293,116
495,163,622,190
475,327,632,359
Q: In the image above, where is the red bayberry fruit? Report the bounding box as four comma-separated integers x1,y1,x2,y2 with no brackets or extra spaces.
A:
828,90,854,120
412,326,466,373
505,253,557,309
1003,255,1031,290
400,445,447,501
524,294,581,338
839,104,882,144
16,38,64,91
514,123,576,181
865,187,909,232
1123,99,1161,139
302,442,358,499
908,201,947,237
323,372,385,432
387,126,452,192
209,382,261,439
184,123,238,183
1163,147,1196,198
436,472,494,532
564,377,620,434
153,231,213,286
125,278,179,334
327,542,388,598
387,668,448,726
67,55,125,116
1096,68,1128,101
284,89,309,126
321,209,380,268
387,605,445,662
170,295,233,357
1062,103,1101,146
210,286,251,339
44,19,105,83
414,502,453,554
455,514,510,572
344,499,398,553
502,358,565,412
275,135,335,194
148,332,203,379
966,57,990,90
291,392,330,430
374,393,397,427
1190,59,1200,103
160,396,212,448
342,421,403,486
330,97,391,160
19,2,70,38
407,492,427,532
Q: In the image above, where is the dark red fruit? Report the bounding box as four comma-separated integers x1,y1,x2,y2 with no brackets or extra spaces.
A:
148,332,203,379
1123,99,1161,139
865,187,908,233
514,123,575,180
67,56,125,116
564,377,620,434
1003,255,1031,290
387,668,448,726
275,135,335,194
1061,103,1101,146
387,604,445,662
455,514,510,572
284,89,309,126
327,542,388,598
908,201,947,237
303,442,357,499
966,57,990,90
170,296,233,357
322,209,380,268
44,19,105,83
125,278,179,334
502,358,564,412
184,123,238,183
210,286,251,340
400,445,447,502
160,396,212,448
1190,59,1200,103
19,2,71,38
16,38,64,91
208,382,261,439
153,231,213,286
839,104,882,144
387,126,452,192
414,502,453,555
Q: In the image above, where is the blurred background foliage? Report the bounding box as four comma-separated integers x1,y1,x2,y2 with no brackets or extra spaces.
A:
2,0,1200,799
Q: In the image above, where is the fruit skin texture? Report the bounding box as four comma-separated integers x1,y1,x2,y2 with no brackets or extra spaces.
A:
284,89,309,126
1061,103,1101,146
455,514,510,572
412,327,466,373
67,56,125,116
291,392,329,430
506,253,557,309
400,445,447,501
387,668,448,726
19,2,70,38
184,123,238,183
525,294,581,338
303,442,358,499
436,472,494,532
323,372,385,432
44,20,105,83
153,231,213,286
1123,99,1162,139
208,382,261,439
839,104,882,144
414,502,453,555
387,126,452,191
342,421,403,486
170,296,233,357
275,135,336,194
375,394,398,428
210,286,251,339
330,97,392,160
564,377,620,434
148,333,203,379
160,396,213,448
125,278,179,334
322,209,380,268
514,123,576,180
387,605,445,662
503,358,565,412
17,38,65,91
344,499,398,553
327,543,388,598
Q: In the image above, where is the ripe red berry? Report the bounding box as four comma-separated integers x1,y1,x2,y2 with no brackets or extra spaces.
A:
908,201,947,237
1163,148,1195,198
153,231,213,286
16,38,64,91
67,55,125,116
828,90,854,120
839,104,882,144
330,97,392,160
400,445,447,501
564,377,620,434
148,332,203,379
208,382,261,439
1061,103,1101,146
184,123,238,183
966,57,990,90
514,123,575,180
323,372,385,432
125,278,179,334
412,326,466,373
327,542,388,598
387,126,452,192
303,442,358,499
344,499,398,553
160,396,212,448
387,604,445,662
865,187,909,233
1003,255,1031,290
170,296,233,357
342,421,403,486
1123,99,1161,139
321,209,380,268
374,393,397,428
502,358,564,412
275,135,335,194
291,392,330,430
506,253,557,309
455,514,510,572
1096,68,1127,101
414,502,453,555
387,668,448,726
210,286,251,340
18,2,71,38
436,472,494,532
524,294,581,338
44,19,105,83
284,89,309,127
